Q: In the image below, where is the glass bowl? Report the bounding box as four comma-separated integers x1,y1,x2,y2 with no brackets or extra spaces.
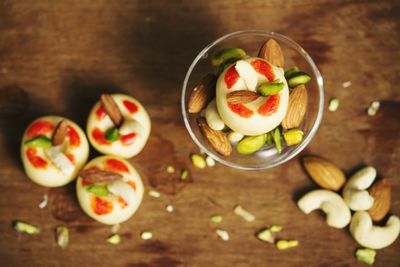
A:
181,30,324,170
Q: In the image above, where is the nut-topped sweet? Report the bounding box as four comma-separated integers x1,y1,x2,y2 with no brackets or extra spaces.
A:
21,116,89,187
187,39,312,157
76,155,144,225
87,94,151,158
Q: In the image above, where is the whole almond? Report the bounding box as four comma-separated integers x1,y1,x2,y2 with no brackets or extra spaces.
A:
368,178,391,221
281,84,308,129
100,94,123,126
258,39,285,67
188,74,216,113
79,168,123,184
303,156,346,191
197,117,231,156
226,90,260,104
52,120,68,146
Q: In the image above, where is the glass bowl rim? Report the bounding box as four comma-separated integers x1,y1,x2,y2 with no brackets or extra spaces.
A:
181,29,324,170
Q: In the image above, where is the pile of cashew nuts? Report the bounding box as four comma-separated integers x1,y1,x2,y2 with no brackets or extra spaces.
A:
298,166,400,250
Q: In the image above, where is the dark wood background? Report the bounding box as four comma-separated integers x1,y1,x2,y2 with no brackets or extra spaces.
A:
0,1,399,266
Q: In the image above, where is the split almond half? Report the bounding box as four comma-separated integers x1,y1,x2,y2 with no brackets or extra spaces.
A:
302,156,346,191
226,90,260,104
197,117,231,156
188,74,216,113
52,120,68,146
281,84,308,129
100,94,123,126
368,178,391,221
79,168,123,184
258,39,284,67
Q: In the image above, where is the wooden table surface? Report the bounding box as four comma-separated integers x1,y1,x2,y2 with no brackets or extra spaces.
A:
0,1,399,266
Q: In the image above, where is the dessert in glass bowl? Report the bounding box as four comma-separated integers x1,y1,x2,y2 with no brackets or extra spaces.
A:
182,30,324,170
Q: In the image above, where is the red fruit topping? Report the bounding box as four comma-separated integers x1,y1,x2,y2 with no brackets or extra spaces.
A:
26,148,48,168
96,106,106,120
127,180,137,190
26,120,54,139
91,196,113,215
225,66,240,89
120,133,137,145
118,197,128,209
67,126,81,147
105,158,129,173
65,153,75,164
228,103,254,118
258,94,280,116
251,59,275,81
123,100,139,114
92,128,110,145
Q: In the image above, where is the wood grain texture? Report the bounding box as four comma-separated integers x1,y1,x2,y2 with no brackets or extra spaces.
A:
0,0,399,266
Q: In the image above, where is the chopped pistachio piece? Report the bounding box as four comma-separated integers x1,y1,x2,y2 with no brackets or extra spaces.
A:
368,101,380,116
210,215,223,224
269,225,283,233
141,231,153,240
342,81,352,88
85,184,110,197
256,229,275,243
355,248,376,265
283,129,304,146
205,156,216,167
165,204,174,213
148,189,160,198
166,166,175,173
191,154,206,169
107,234,121,245
233,205,255,222
105,127,120,142
328,97,340,112
276,240,299,250
56,226,69,249
216,229,229,241
272,127,282,154
180,169,189,180
24,135,52,148
13,221,40,234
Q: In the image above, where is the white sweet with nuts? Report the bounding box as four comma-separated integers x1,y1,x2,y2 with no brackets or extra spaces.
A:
205,99,225,131
343,166,376,211
297,189,351,229
216,57,289,136
87,94,151,158
21,116,89,187
350,211,400,249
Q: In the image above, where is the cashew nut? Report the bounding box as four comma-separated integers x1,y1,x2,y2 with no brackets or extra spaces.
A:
343,166,376,211
298,189,351,229
350,211,400,249
205,99,225,131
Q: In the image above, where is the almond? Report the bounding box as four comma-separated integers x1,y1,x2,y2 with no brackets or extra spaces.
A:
368,178,391,221
226,90,260,104
188,74,216,113
100,94,123,126
281,84,308,129
79,168,123,184
197,117,231,156
52,120,68,146
258,39,285,67
302,156,346,191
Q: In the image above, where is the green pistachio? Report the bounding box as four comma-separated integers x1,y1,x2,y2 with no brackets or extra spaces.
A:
283,129,304,146
236,134,267,155
355,248,376,265
211,48,246,66
272,128,282,154
13,221,40,234
85,184,110,197
24,135,52,148
105,127,120,142
56,226,69,249
284,66,299,80
257,80,285,96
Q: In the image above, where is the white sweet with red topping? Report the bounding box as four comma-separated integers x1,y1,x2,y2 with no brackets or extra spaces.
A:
76,156,144,225
21,116,89,187
87,94,151,158
216,58,289,136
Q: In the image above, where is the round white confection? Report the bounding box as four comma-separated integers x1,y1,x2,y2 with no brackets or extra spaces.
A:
216,57,289,136
21,116,89,187
76,156,144,225
87,94,151,158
